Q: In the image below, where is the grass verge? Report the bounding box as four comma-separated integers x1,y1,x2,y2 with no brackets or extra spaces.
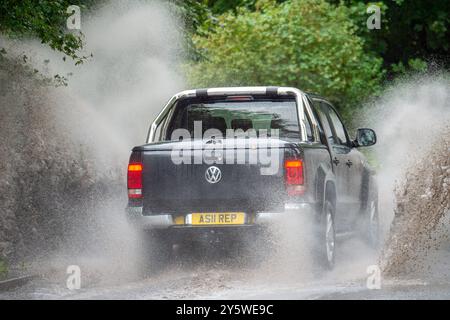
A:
0,258,8,280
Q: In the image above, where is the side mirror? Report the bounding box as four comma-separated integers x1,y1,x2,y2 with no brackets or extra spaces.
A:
354,128,377,147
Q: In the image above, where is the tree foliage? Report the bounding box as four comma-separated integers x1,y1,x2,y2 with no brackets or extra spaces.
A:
328,0,450,74
0,0,94,64
0,0,448,102
190,0,450,74
187,0,384,112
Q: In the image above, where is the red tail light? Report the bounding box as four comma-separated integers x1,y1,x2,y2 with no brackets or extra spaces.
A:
225,95,254,101
128,163,143,198
284,159,304,196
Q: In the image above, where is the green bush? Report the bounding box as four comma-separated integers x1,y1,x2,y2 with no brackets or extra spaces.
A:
187,0,384,115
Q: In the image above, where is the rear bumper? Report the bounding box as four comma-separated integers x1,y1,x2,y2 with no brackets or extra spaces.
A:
126,206,173,229
126,203,315,230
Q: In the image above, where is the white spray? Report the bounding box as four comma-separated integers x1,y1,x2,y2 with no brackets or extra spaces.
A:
1,0,184,283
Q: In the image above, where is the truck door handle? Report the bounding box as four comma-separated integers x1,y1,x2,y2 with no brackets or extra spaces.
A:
333,157,340,165
346,160,353,167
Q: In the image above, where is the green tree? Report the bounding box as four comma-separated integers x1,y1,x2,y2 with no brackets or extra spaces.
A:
188,0,384,114
327,0,450,74
193,0,450,75
383,0,449,72
0,0,95,63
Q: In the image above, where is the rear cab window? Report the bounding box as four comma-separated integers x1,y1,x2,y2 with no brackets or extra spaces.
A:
164,96,302,142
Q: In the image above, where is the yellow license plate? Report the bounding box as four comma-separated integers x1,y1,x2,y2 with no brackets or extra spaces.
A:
191,212,245,225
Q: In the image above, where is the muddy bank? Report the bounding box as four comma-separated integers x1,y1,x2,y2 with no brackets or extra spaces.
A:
0,57,124,267
0,1,183,278
380,126,450,276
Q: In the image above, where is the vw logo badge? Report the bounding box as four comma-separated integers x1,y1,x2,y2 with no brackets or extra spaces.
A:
205,166,222,184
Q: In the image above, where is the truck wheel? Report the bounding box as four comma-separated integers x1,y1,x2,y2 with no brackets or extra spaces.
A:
364,197,380,249
138,230,172,277
314,200,336,271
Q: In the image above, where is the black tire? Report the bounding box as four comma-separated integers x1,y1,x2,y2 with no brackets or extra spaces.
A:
137,230,173,277
314,200,336,271
364,194,380,249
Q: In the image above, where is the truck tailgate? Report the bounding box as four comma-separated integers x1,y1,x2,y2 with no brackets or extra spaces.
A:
136,139,296,214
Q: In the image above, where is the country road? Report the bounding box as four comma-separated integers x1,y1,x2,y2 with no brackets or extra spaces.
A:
2,236,449,300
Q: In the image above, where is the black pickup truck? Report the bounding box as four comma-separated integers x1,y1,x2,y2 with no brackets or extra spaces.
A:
127,87,378,270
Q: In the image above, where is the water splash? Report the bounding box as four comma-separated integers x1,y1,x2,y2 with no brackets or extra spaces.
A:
364,74,450,277
0,0,184,282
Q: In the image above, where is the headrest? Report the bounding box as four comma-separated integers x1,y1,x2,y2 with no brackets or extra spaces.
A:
208,116,227,136
231,118,253,131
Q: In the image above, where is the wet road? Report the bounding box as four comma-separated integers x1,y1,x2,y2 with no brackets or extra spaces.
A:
1,238,449,300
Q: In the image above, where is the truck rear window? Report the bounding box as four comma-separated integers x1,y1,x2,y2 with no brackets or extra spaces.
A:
165,97,300,141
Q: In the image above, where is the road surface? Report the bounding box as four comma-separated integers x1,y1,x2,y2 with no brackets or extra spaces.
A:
1,236,449,300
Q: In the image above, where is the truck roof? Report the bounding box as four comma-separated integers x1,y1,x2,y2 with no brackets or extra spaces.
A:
148,86,323,144
171,86,306,99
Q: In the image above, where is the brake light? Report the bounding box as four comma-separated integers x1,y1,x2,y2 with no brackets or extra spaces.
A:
128,163,143,199
225,95,254,101
284,159,304,195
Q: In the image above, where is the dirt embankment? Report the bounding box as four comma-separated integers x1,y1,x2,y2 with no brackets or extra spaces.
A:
380,126,450,276
0,57,122,267
0,2,183,275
